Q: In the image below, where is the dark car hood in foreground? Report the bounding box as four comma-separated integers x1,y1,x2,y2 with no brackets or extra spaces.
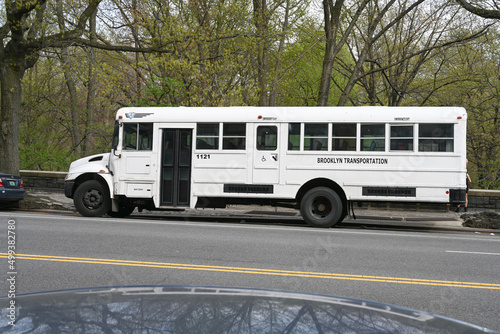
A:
1,286,497,333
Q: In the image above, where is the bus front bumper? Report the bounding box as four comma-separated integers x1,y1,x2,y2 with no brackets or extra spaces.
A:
64,181,75,199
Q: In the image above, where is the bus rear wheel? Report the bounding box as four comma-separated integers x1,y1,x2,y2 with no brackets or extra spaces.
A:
74,180,110,217
300,187,343,228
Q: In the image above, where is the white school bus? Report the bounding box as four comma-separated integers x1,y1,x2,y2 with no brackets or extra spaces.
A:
64,106,467,227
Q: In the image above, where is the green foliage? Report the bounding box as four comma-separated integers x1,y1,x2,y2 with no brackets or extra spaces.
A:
273,21,349,106
20,140,77,172
134,76,187,107
408,32,500,189
19,46,118,171
13,1,500,189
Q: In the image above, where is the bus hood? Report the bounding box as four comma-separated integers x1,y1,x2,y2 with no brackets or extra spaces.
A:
66,153,110,181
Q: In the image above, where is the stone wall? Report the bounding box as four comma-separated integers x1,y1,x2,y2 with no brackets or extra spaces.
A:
468,189,500,211
20,170,67,192
19,170,500,211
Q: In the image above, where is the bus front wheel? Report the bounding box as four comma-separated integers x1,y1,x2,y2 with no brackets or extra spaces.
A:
300,187,343,228
74,180,111,217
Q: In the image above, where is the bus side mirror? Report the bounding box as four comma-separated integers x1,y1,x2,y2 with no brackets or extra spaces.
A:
113,149,121,158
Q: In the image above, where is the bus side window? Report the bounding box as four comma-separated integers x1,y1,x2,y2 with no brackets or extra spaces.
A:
390,125,413,151
138,123,153,150
304,123,328,151
122,123,153,150
418,124,454,152
223,123,246,150
196,123,219,150
332,123,356,151
257,126,277,150
123,123,138,150
361,124,385,151
288,123,300,151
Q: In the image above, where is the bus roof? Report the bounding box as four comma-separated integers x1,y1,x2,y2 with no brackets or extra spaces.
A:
115,106,467,123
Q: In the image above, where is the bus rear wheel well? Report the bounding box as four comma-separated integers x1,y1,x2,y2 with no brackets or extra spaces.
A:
296,179,347,215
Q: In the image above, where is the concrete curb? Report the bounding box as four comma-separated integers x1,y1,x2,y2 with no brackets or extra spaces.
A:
16,207,498,234
11,191,498,233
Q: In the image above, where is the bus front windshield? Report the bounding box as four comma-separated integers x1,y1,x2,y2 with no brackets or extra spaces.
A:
112,121,120,150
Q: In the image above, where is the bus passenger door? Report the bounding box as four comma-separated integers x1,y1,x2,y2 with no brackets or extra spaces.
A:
160,129,192,207
253,124,280,184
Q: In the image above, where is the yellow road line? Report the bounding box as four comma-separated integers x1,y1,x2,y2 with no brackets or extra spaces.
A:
1,253,499,290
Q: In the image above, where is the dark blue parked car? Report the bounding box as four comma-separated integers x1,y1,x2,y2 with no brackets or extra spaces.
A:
1,286,498,333
0,172,25,205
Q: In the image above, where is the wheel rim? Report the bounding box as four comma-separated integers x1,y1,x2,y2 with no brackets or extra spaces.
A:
82,189,104,210
310,196,332,219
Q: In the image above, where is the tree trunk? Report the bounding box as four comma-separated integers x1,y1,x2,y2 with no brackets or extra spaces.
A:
253,0,270,106
268,0,291,106
316,0,343,107
317,0,369,106
85,55,97,156
337,40,372,106
0,64,24,174
85,7,98,156
57,0,81,155
455,0,500,20
256,34,269,106
61,47,82,155
317,38,337,106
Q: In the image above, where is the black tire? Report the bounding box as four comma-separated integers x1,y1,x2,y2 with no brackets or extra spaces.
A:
108,203,135,218
300,187,343,227
73,180,111,217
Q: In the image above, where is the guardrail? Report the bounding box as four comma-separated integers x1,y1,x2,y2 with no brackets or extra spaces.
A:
19,170,500,211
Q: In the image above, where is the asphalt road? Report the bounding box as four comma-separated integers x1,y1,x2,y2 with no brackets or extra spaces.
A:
1,211,499,331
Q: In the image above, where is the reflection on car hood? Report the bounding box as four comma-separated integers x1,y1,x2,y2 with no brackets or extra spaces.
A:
1,286,497,333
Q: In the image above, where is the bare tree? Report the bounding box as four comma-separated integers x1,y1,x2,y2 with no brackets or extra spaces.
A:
0,0,180,174
0,1,100,174
84,7,99,156
316,0,369,106
456,0,500,19
252,0,312,106
56,0,82,155
349,1,489,106
337,0,427,106
253,0,284,106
